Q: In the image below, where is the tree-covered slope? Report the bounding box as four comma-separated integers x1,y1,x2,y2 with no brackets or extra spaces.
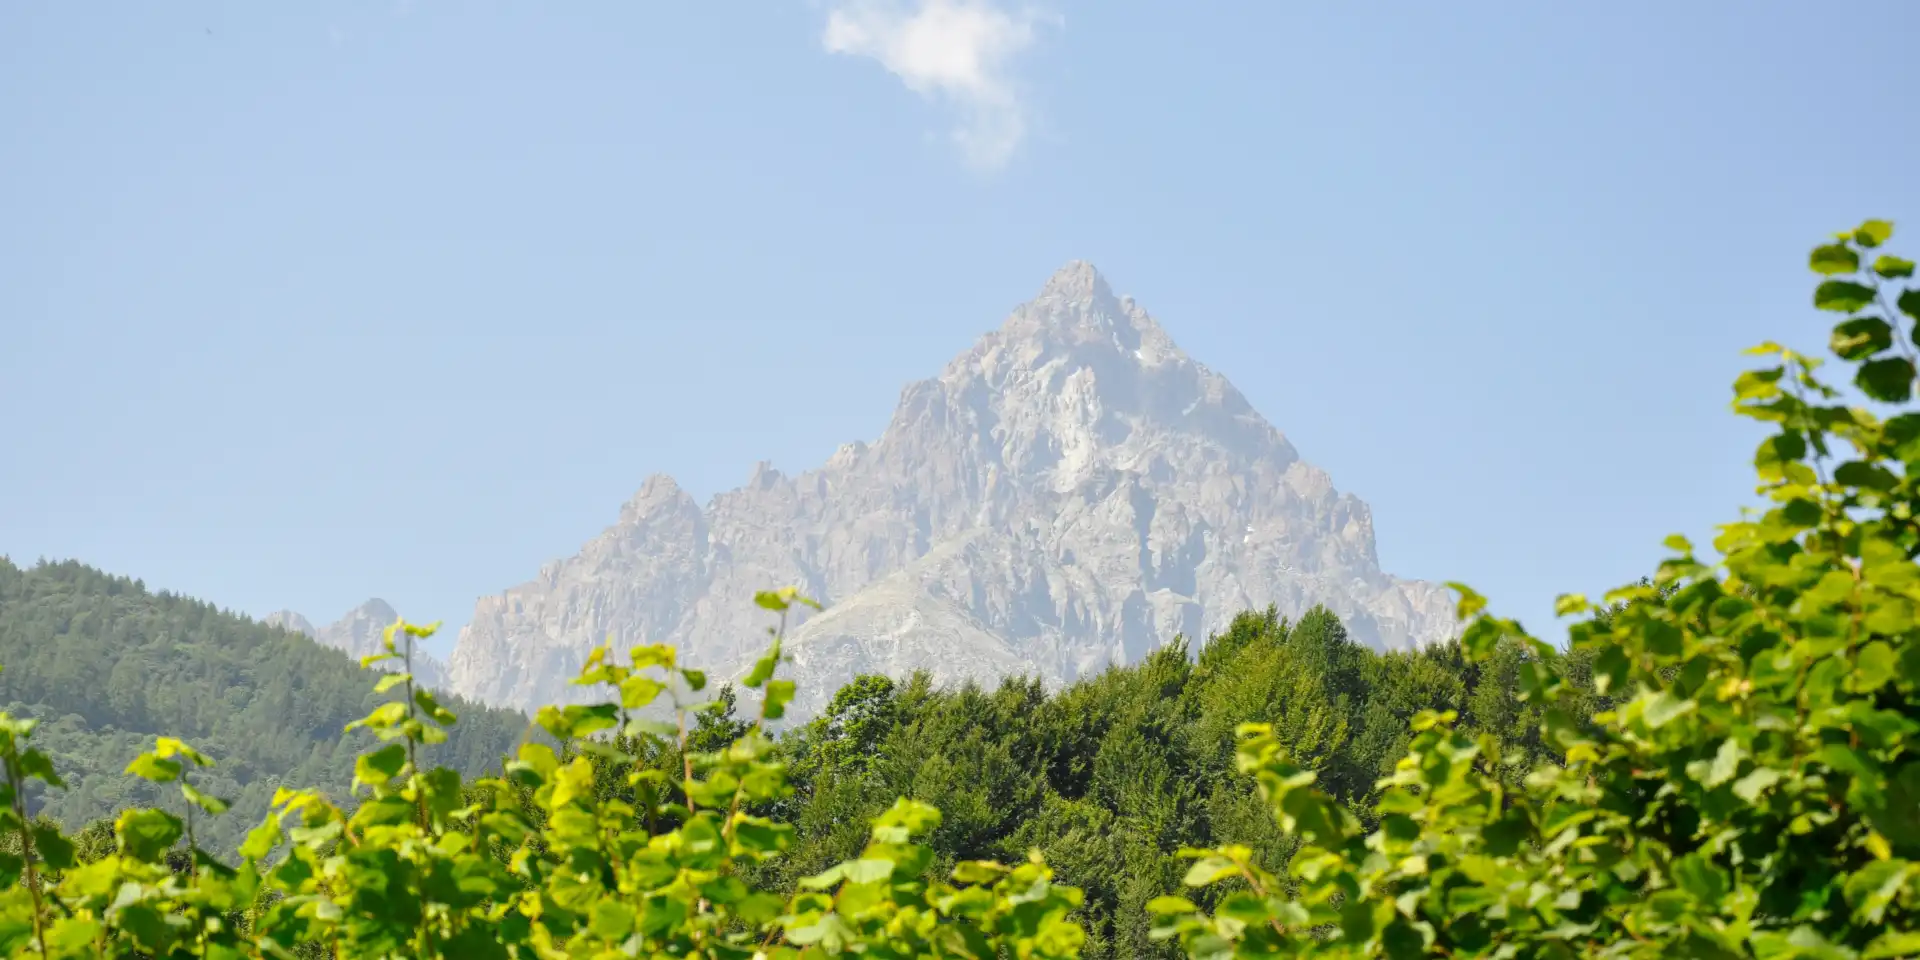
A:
757,606,1556,960
0,557,532,853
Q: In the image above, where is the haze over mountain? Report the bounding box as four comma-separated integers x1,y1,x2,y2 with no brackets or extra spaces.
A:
445,263,1458,717
267,599,449,689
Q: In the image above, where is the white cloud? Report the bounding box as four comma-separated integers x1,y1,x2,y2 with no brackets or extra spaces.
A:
822,0,1048,169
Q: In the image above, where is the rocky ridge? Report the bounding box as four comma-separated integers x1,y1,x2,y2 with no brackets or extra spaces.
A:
265,599,449,689
444,262,1458,718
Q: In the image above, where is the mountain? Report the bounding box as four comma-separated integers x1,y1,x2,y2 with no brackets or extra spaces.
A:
0,558,528,852
267,599,449,689
445,262,1457,717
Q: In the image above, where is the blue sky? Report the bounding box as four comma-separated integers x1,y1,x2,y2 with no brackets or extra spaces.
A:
3,2,1914,656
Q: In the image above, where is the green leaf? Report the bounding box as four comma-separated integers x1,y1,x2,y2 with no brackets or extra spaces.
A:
28,822,74,871
764,679,797,721
1875,255,1916,279
620,674,664,709
1835,460,1898,492
1733,767,1782,803
1640,691,1696,729
1816,280,1878,312
238,818,280,860
1810,243,1860,275
1856,641,1896,692
951,860,1005,884
372,672,411,694
745,646,780,689
354,743,408,788
1755,432,1807,474
125,753,182,784
1183,855,1238,887
682,668,708,692
1866,930,1920,959
1856,357,1916,403
347,702,408,733
15,749,62,790
1855,219,1894,248
115,808,183,862
630,644,675,669
589,900,635,941
1831,316,1893,360
1704,737,1746,788
844,858,896,884
412,687,457,724
1899,289,1920,321
1868,763,1920,848
798,864,847,890
181,782,230,815
1446,582,1487,620
1146,895,1199,915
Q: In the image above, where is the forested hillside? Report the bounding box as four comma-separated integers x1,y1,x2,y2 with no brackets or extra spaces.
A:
724,606,1576,960
0,557,532,852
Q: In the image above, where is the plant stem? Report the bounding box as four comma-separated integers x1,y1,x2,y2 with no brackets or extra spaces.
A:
7,759,47,959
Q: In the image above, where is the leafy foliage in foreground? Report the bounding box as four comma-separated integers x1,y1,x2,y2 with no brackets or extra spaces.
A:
0,590,1087,958
1149,220,1920,955
0,220,1913,956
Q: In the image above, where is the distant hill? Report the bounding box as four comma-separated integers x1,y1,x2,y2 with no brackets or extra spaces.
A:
0,557,532,853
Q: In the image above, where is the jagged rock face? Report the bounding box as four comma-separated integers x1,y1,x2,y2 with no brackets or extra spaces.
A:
445,262,1458,717
266,600,449,689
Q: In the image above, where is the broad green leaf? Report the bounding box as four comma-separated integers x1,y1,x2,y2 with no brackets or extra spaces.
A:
1816,280,1877,312
1855,219,1895,247
373,672,411,693
765,679,797,721
844,858,896,884
1183,856,1238,887
1640,691,1696,729
1703,737,1746,788
1856,641,1896,692
1147,895,1198,915
181,782,230,815
1810,243,1860,275
952,860,1006,884
27,822,73,871
125,753,182,783
1856,357,1916,403
1831,316,1894,360
115,808,183,862
1733,767,1783,803
1876,255,1916,279
589,900,635,941
355,743,408,788
621,674,665,708
745,645,780,689
630,644,675,669
238,818,280,860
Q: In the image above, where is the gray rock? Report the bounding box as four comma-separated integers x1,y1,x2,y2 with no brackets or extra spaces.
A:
267,600,449,689
445,262,1458,717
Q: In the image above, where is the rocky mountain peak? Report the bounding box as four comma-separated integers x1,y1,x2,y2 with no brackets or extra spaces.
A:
263,610,315,637
263,598,449,689
620,474,700,525
1037,259,1116,305
445,262,1458,717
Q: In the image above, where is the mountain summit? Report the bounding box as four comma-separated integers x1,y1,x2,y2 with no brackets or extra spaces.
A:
444,263,1456,716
